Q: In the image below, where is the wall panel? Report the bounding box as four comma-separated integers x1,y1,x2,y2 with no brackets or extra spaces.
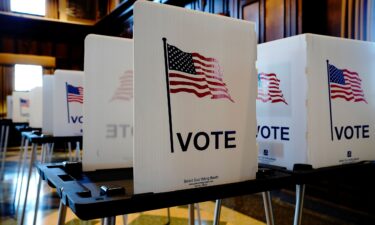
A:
265,0,284,41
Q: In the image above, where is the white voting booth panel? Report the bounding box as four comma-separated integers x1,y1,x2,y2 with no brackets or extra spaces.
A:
83,34,133,171
53,70,84,137
43,76,54,135
12,91,30,123
29,87,43,128
134,1,258,194
6,95,12,119
257,34,375,170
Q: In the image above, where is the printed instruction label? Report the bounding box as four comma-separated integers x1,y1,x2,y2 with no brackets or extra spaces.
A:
183,175,219,188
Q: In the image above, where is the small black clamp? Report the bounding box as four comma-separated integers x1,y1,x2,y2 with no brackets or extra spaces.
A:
100,185,126,197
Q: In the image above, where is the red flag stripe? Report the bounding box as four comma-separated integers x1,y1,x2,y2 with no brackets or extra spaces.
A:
259,77,280,82
170,88,211,98
257,72,287,105
195,66,222,76
111,70,133,101
192,59,220,70
191,52,219,63
168,44,233,102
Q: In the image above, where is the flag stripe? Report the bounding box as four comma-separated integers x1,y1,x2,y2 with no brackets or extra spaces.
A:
111,71,133,101
211,94,233,101
257,72,287,105
67,84,83,104
171,81,229,95
259,77,280,82
167,43,233,102
195,66,221,75
331,91,365,98
170,88,211,98
328,63,367,103
170,81,209,90
191,52,219,63
170,73,229,91
192,59,220,70
195,72,224,81
169,73,205,82
257,97,288,104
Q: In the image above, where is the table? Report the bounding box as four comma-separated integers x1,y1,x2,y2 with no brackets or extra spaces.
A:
37,162,293,225
37,158,375,225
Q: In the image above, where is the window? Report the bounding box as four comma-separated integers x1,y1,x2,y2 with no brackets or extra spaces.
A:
14,64,43,91
11,0,46,16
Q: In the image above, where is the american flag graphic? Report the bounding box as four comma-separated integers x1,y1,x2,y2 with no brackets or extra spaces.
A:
20,98,29,107
110,70,133,101
166,43,234,102
66,83,83,104
328,63,367,103
257,72,288,105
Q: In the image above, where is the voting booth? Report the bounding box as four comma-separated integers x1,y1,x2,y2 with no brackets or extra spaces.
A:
133,1,258,194
257,34,375,170
53,70,84,137
6,95,12,119
12,91,30,123
83,34,133,171
43,76,54,135
29,87,43,128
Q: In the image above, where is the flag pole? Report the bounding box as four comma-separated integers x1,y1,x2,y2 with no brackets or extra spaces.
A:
326,60,334,141
163,37,175,153
65,82,71,123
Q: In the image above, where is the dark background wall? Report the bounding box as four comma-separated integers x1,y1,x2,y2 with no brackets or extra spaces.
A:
1,0,366,71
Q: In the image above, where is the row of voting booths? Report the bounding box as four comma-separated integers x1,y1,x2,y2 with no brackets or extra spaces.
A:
2,71,85,225
1,1,375,225
83,1,375,196
4,70,84,137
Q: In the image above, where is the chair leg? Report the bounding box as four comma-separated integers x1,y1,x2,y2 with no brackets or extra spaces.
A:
213,199,222,225
293,184,306,225
57,201,67,225
0,125,9,180
12,135,26,216
188,204,195,225
32,144,48,225
195,203,201,225
122,214,128,225
166,208,171,225
15,139,29,218
102,217,116,225
67,142,72,161
75,141,81,161
0,126,5,180
19,143,38,225
262,191,275,225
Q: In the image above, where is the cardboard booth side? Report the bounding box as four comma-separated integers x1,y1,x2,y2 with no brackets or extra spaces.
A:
83,34,134,171
53,70,84,137
306,34,375,168
134,1,258,194
6,95,12,119
257,34,308,170
12,91,30,123
42,76,54,135
29,87,43,128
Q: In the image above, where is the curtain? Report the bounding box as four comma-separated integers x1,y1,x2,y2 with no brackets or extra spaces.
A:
367,0,375,41
0,0,10,12
46,0,59,19
341,0,373,41
0,65,14,118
